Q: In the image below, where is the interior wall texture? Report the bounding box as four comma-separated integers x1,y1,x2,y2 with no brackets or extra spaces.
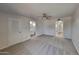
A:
0,12,8,49
39,16,72,39
63,16,72,39
72,7,79,54
0,12,46,49
0,12,31,49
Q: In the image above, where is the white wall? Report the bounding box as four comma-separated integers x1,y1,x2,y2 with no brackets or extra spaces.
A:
0,12,8,49
39,17,72,39
35,18,57,36
72,7,79,54
35,18,44,36
63,16,72,39
0,12,31,49
42,18,56,36
8,15,31,47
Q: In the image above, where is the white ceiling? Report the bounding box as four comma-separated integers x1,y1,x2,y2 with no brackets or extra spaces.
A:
0,3,79,18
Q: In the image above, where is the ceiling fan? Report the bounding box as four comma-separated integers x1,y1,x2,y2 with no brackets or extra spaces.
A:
39,13,52,20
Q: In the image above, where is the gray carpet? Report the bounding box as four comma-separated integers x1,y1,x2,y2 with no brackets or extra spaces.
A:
0,34,78,55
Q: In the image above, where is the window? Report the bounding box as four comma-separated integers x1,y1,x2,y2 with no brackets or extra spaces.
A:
30,20,36,36
55,19,64,38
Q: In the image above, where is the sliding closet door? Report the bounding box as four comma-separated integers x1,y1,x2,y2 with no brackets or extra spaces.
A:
8,16,30,46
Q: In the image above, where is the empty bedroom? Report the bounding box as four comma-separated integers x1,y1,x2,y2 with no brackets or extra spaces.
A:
0,3,79,55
